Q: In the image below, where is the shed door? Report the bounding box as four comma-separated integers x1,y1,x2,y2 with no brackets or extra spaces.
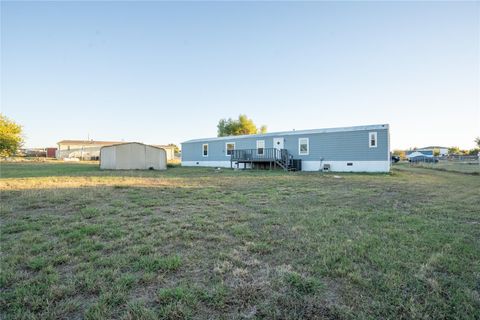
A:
273,137,284,150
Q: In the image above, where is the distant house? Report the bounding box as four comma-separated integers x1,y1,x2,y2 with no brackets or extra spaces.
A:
152,145,176,161
100,142,167,170
417,146,449,156
57,140,124,160
57,140,176,161
181,124,390,172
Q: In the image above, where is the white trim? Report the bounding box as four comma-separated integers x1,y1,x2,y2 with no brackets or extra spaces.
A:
369,132,377,148
298,138,309,155
256,140,265,155
225,142,235,156
202,144,208,157
302,160,390,172
183,124,389,144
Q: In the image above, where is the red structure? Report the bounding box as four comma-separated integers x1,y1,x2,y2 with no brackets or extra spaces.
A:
46,148,57,158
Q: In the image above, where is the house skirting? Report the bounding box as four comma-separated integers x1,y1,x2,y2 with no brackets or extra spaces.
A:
301,160,390,172
182,160,390,172
182,161,234,168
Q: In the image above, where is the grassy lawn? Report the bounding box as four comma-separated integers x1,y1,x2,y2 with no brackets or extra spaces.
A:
1,162,479,319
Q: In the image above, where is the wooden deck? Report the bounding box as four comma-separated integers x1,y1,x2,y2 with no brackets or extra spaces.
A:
230,148,293,171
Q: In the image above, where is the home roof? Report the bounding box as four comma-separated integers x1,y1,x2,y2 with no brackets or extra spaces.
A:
57,140,125,146
182,124,389,144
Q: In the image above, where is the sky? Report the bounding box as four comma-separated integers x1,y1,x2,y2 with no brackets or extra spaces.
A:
1,1,479,150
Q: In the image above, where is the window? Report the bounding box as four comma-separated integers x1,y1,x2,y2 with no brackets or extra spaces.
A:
256,140,265,155
369,132,377,148
202,144,208,157
298,138,309,155
226,142,235,156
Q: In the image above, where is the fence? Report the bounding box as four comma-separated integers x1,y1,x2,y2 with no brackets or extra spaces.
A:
410,154,479,174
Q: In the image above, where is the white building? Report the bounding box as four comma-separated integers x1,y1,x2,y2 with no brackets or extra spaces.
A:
153,145,176,161
100,142,167,170
57,140,123,160
57,140,176,161
417,146,449,156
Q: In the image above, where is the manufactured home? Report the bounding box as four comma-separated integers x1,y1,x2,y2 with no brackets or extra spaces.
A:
181,124,390,172
412,146,448,157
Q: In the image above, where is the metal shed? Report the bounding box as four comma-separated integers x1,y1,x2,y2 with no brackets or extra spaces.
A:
100,142,167,170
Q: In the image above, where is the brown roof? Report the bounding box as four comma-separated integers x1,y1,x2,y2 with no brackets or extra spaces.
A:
152,145,176,149
57,140,126,146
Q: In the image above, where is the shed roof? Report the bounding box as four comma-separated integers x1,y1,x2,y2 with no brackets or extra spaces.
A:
182,124,389,144
100,142,167,151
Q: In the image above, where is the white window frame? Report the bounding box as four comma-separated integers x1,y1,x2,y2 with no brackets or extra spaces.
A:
256,140,265,156
225,142,235,156
202,144,208,157
369,132,378,148
298,138,309,155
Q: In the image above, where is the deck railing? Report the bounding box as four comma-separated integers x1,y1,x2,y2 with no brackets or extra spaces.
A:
231,148,289,162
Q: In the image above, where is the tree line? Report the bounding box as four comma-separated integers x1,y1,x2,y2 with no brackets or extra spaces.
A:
393,142,480,159
1,113,478,158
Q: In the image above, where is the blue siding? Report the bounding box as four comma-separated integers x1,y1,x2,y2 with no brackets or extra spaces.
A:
182,127,389,162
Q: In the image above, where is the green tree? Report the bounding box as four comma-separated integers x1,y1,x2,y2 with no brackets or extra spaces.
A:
392,149,406,159
217,115,267,137
467,148,480,155
475,137,480,148
448,146,461,155
0,114,23,157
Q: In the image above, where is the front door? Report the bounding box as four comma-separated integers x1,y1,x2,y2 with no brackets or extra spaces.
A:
273,137,284,150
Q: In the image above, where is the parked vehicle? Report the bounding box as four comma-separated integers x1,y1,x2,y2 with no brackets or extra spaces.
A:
391,155,400,163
